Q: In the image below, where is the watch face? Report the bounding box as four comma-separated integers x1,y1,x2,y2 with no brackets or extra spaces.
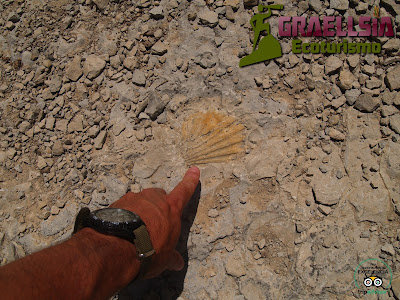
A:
93,208,140,224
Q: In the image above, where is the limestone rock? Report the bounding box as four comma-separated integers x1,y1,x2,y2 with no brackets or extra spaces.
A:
112,82,136,102
112,119,126,136
312,175,347,206
132,70,146,86
390,114,400,134
243,0,258,7
65,56,82,82
88,125,100,138
381,243,395,256
392,276,400,299
83,55,106,80
94,131,107,149
67,114,84,132
132,149,164,179
225,255,247,277
224,0,240,10
386,65,400,91
198,10,219,28
52,140,64,156
149,6,164,19
309,0,322,11
338,69,355,90
383,39,400,53
144,92,169,120
330,0,349,10
328,128,345,141
45,116,55,130
93,0,109,10
123,56,137,71
325,56,343,75
37,156,47,170
331,95,346,109
354,94,380,112
40,203,77,236
345,89,361,105
347,185,391,223
151,41,168,55
240,281,266,300
208,208,219,218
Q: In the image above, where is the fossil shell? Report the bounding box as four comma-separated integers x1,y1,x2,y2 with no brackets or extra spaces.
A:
182,111,245,165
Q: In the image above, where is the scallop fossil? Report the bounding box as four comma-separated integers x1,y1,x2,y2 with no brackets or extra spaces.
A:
181,111,245,165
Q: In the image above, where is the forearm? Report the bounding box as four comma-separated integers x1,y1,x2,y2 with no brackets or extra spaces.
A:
0,228,140,300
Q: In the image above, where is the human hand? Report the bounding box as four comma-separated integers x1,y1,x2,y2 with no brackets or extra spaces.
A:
109,166,200,279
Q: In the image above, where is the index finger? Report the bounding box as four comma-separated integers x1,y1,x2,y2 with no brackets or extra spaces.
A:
167,166,200,214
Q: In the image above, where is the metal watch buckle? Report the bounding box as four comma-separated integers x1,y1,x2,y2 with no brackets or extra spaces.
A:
137,249,155,259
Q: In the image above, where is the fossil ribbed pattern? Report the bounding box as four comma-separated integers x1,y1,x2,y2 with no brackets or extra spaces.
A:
182,111,245,165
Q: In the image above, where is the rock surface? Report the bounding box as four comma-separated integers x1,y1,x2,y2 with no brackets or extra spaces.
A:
0,1,399,299
83,55,106,80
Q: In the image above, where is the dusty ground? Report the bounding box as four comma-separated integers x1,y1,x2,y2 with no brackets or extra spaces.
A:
1,0,400,299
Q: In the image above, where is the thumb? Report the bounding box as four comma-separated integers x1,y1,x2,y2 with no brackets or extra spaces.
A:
168,250,185,271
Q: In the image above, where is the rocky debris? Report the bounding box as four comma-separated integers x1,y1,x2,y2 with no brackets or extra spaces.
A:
207,208,219,218
354,94,380,113
345,89,361,105
144,92,169,120
330,0,349,10
65,56,83,82
67,114,84,132
198,9,219,28
383,39,400,53
347,186,391,223
390,114,400,134
40,203,77,236
225,255,246,277
325,56,342,75
1,1,400,299
83,55,106,80
243,0,259,8
149,6,164,19
132,70,146,86
94,131,107,149
386,65,400,91
328,128,345,141
132,149,164,179
393,276,400,299
381,243,395,256
312,175,347,206
123,57,137,72
338,69,355,90
52,141,64,156
151,41,168,55
331,95,346,109
93,0,109,10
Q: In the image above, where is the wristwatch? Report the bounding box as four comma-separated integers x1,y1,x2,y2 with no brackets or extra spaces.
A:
73,207,155,279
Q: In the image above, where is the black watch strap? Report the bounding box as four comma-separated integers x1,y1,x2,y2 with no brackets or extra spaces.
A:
133,225,155,279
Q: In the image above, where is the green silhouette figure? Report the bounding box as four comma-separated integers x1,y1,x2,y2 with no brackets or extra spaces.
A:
239,4,284,67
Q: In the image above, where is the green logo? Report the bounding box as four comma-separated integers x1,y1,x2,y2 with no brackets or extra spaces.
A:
354,258,392,295
239,4,283,67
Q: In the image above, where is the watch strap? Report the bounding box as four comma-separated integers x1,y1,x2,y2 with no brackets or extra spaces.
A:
133,224,155,279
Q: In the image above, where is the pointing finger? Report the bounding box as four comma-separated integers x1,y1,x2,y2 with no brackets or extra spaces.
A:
167,166,200,215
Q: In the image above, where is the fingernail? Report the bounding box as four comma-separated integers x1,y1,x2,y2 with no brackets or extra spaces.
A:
189,166,200,175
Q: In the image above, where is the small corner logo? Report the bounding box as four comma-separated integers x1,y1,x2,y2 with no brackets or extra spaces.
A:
363,276,383,287
239,4,283,67
354,258,392,295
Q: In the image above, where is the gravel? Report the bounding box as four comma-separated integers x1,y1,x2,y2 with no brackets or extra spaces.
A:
0,0,399,298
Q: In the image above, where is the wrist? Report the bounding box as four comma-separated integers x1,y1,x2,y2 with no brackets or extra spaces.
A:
71,227,141,289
